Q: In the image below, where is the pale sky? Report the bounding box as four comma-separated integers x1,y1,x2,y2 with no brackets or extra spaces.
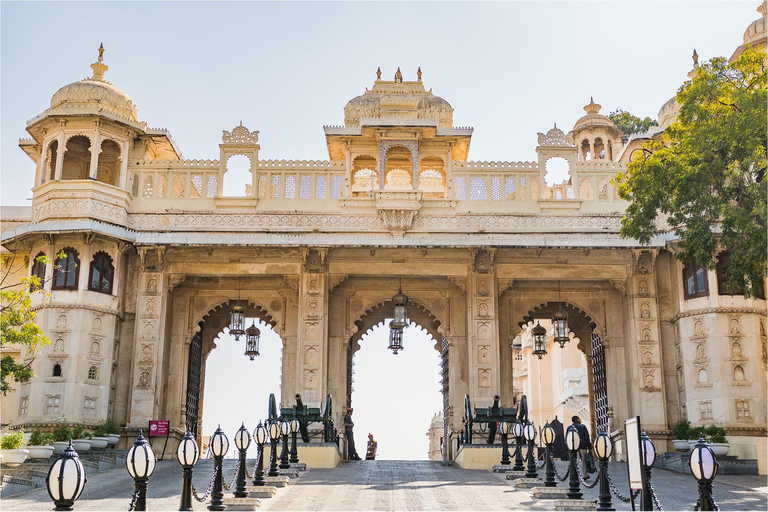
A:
1,1,761,459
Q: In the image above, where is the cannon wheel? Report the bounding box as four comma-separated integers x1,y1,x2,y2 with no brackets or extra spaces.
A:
268,393,279,421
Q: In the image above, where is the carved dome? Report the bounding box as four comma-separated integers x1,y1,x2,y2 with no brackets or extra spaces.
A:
48,45,138,123
744,2,767,45
657,96,680,129
572,98,618,132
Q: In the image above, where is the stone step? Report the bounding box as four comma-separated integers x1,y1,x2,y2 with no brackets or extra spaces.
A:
223,496,261,510
247,485,277,498
263,476,290,487
504,470,529,479
530,486,569,499
1,475,36,498
509,477,543,489
554,498,597,511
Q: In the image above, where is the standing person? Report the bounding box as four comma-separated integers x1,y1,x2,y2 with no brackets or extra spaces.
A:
365,433,378,460
344,408,361,460
571,416,591,476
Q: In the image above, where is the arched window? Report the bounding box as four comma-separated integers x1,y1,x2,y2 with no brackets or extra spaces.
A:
53,248,80,290
88,251,114,294
30,252,46,291
52,363,62,377
683,260,708,300
88,365,98,380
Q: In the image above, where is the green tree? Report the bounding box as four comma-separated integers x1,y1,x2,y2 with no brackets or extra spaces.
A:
608,109,658,141
616,48,767,296
0,252,55,395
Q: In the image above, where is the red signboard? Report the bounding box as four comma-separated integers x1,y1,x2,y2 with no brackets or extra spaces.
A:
149,420,169,437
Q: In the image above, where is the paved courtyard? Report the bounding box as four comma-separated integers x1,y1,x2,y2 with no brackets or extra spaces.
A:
3,459,766,511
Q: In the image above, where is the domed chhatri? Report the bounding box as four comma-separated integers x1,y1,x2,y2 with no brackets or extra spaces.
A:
47,43,139,122
343,67,453,128
744,1,767,45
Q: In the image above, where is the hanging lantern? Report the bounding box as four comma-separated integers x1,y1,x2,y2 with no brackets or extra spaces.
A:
552,304,569,348
388,320,404,354
229,303,246,340
531,321,548,359
388,286,409,355
244,322,261,360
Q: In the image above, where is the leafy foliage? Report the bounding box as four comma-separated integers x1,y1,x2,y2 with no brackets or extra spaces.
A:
104,418,120,435
1,429,25,450
608,108,658,141
672,417,692,440
52,422,73,442
29,427,54,446
616,48,767,296
72,423,92,440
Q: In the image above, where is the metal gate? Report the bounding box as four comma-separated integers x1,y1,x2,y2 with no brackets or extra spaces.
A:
185,330,203,436
591,331,610,433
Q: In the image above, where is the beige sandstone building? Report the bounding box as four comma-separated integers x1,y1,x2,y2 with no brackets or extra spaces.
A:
2,4,766,467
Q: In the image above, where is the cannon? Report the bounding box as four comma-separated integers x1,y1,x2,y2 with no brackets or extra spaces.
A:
276,393,334,443
463,394,522,444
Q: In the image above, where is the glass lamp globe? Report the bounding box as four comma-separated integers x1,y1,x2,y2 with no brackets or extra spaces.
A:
268,421,281,441
177,431,199,468
689,438,718,481
126,432,157,479
46,442,87,509
280,420,290,437
565,426,581,451
499,421,510,436
290,419,300,434
254,422,268,445
523,422,537,442
235,423,251,451
512,420,524,438
210,426,229,458
640,431,656,467
542,423,555,446
594,431,613,459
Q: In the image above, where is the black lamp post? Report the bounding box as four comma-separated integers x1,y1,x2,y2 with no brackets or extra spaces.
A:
640,431,656,511
524,422,538,479
177,431,199,512
542,422,557,487
279,419,291,469
499,421,511,465
594,430,615,511
126,431,157,512
690,437,719,511
565,425,582,499
46,441,87,511
208,425,229,511
252,422,268,486
531,321,548,359
234,423,251,498
512,420,525,471
289,418,300,464
267,421,281,477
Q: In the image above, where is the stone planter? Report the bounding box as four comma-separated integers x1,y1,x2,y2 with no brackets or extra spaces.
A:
672,439,690,451
0,449,29,466
52,441,69,454
90,437,109,449
688,440,699,450
71,439,92,451
27,445,55,460
709,443,730,456
107,434,120,447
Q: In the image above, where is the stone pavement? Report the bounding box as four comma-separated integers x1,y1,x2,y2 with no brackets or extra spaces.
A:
2,458,766,511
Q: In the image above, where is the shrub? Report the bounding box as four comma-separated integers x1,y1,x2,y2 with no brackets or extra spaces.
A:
690,426,706,441
671,418,691,440
29,427,54,446
1,430,25,450
72,423,92,440
104,419,120,435
704,425,728,444
52,422,72,442
92,421,109,437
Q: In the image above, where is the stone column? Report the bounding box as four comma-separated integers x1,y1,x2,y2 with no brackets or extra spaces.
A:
88,130,102,180
54,131,65,180
118,141,129,189
466,249,500,405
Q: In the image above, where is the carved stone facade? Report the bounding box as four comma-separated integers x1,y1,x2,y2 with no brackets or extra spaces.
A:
2,13,766,463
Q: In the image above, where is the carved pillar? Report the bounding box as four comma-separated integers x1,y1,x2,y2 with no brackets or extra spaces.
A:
295,249,328,408
88,129,102,180
127,246,169,427
54,131,65,181
466,249,500,405
118,140,130,189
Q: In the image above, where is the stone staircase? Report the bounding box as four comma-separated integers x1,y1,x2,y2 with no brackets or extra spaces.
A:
0,449,128,498
655,452,759,475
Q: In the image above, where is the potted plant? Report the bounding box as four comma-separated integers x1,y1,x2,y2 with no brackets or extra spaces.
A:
671,418,691,451
704,425,729,456
104,419,121,447
90,422,110,449
688,426,706,450
71,423,92,451
27,426,55,460
52,421,73,454
1,429,29,466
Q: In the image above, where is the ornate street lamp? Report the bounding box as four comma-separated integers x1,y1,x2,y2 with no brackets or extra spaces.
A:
388,285,409,354
252,422,268,486
46,441,87,511
524,422,538,479
594,431,615,511
290,418,300,464
244,322,261,360
499,421,511,466
126,431,156,511
177,430,199,512
690,437,719,511
267,421,281,477
208,425,229,511
531,321,547,359
234,423,251,498
552,282,569,348
565,425,582,499
279,420,291,469
512,420,525,471
640,431,656,511
542,422,557,487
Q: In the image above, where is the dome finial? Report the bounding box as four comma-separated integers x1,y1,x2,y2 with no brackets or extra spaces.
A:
376,67,381,80
90,43,108,81
758,1,767,17
692,49,699,66
417,67,422,81
394,67,403,83
584,97,601,115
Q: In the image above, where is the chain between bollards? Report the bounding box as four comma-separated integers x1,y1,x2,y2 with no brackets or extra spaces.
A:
549,452,570,482
191,463,219,502
221,458,242,491
647,476,664,511
605,471,640,503
575,462,600,489
127,489,139,511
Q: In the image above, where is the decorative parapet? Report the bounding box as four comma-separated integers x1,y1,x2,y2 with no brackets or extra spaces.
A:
256,159,345,169
133,159,219,168
453,161,538,170
573,160,625,171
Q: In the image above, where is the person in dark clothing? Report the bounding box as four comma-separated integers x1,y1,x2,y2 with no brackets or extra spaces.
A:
344,408,361,460
571,415,591,475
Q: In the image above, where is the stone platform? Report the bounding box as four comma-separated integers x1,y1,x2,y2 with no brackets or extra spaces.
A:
531,486,569,499
223,496,261,510
508,477,543,489
554,498,597,511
